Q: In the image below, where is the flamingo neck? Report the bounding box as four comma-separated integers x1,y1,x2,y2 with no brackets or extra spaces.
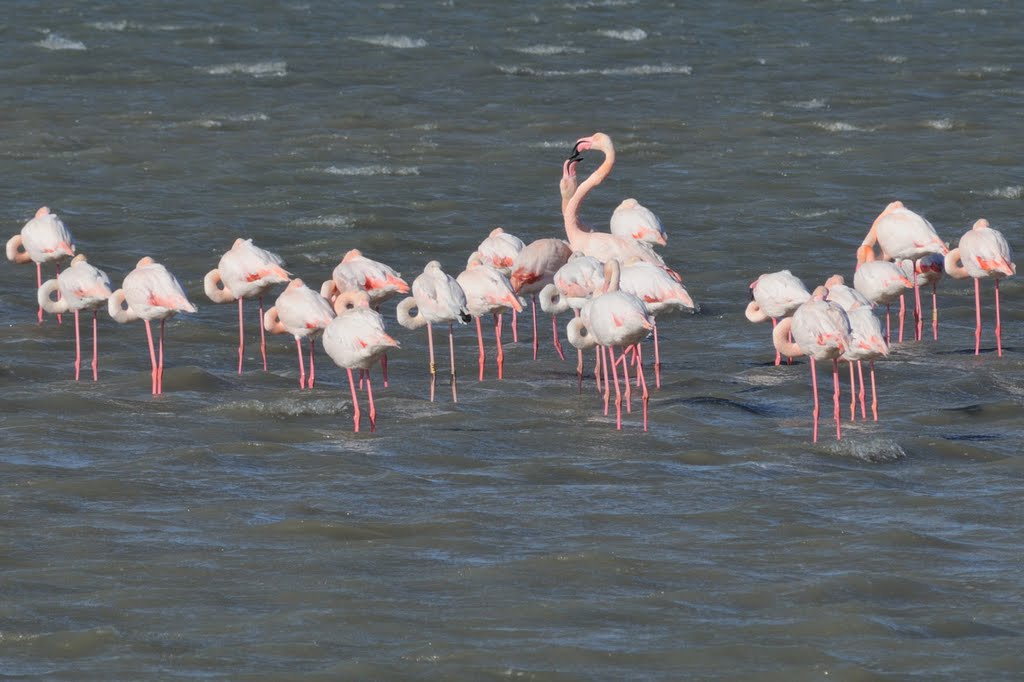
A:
772,317,803,359
203,269,236,303
943,248,969,279
563,144,615,248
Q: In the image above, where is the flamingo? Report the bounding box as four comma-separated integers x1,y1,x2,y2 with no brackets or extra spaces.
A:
618,259,695,388
563,133,679,279
853,261,913,344
204,238,290,374
320,249,409,386
898,253,944,341
509,237,572,360
322,290,400,433
263,279,335,389
108,257,197,395
471,227,526,343
773,288,852,443
857,201,948,342
944,218,1016,356
610,198,667,247
539,252,605,389
568,259,654,430
745,270,811,365
457,256,524,381
396,260,470,402
6,206,76,324
37,254,113,381
841,307,889,422
822,274,872,312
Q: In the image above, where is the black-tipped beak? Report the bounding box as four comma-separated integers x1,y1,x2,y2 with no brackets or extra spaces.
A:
568,141,584,162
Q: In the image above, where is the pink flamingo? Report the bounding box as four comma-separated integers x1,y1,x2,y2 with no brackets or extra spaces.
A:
539,253,605,389
772,288,851,443
108,257,197,395
944,218,1016,356
567,259,654,430
471,227,526,343
320,249,408,386
38,254,112,381
853,261,913,344
609,198,667,246
396,260,470,402
457,256,524,381
857,201,948,342
563,133,679,279
618,259,695,388
204,238,290,374
322,291,400,433
263,279,335,389
898,253,944,341
841,307,889,422
509,238,572,360
6,206,76,324
745,270,811,365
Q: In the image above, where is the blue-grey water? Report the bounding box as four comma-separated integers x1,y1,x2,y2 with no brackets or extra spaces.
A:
2,2,1023,679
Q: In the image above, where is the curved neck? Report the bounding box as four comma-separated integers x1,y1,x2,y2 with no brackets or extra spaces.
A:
262,306,286,334
602,259,621,293
396,296,427,330
744,300,769,323
107,289,137,323
203,269,235,303
772,317,803,358
38,278,69,314
6,235,31,264
563,144,615,247
539,283,568,315
944,248,969,279
566,316,595,350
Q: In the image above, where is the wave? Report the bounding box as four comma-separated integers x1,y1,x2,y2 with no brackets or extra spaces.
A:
350,35,427,49
597,28,647,41
294,215,356,228
498,63,691,77
321,165,420,177
923,118,959,131
813,121,871,133
787,98,828,110
190,113,270,129
88,20,128,31
511,44,585,55
202,61,287,77
36,33,86,51
984,186,1022,199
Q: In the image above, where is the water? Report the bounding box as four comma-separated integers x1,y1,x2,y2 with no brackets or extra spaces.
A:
2,1,1023,679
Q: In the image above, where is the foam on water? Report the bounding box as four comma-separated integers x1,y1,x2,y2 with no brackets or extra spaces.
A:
294,215,356,229
351,35,427,49
596,28,647,41
497,63,691,77
787,98,828,110
983,186,1022,199
813,121,871,133
88,20,129,31
511,45,585,55
35,33,86,51
321,165,420,176
202,61,288,77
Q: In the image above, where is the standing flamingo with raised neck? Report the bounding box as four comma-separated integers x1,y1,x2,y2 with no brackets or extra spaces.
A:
457,256,523,381
773,287,852,443
745,270,811,366
323,290,400,433
857,200,948,342
396,260,470,403
38,254,113,381
944,218,1016,356
568,259,654,431
109,257,197,395
204,238,290,374
563,133,679,279
6,206,76,324
263,279,335,389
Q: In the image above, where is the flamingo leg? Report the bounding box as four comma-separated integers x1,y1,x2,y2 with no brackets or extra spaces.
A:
772,317,781,366
144,320,158,394
346,367,360,433
620,347,632,414
870,360,878,421
91,310,99,381
366,371,377,432
54,263,63,325
295,337,306,389
848,360,856,421
308,338,316,388
427,323,436,402
609,346,622,430
601,346,611,416
494,313,504,380
36,263,44,324
475,316,485,381
73,309,82,381
885,304,891,345
531,296,539,361
652,323,662,389
898,294,905,344
237,298,245,374
449,322,458,403
595,347,602,395
931,283,939,341
635,344,649,431
380,353,389,388
259,296,269,371
995,278,1003,357
833,358,841,441
511,308,519,344
810,356,819,443
974,278,982,355
857,360,866,420
913,264,923,342
158,319,165,395
551,314,565,361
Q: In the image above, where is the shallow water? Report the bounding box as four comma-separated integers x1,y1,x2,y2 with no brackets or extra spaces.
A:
2,2,1023,679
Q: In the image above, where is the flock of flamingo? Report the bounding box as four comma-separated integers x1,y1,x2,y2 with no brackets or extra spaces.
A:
5,132,1017,439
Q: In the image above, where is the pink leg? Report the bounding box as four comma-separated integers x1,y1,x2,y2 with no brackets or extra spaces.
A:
551,314,565,361
870,360,878,421
73,309,82,381
913,269,923,342
346,368,360,433
259,296,269,371
995,278,1003,357
54,263,63,325
366,371,377,432
601,346,611,416
931,283,938,341
772,317,781,366
810,357,819,443
295,337,306,389
974,278,982,355
619,347,632,414
237,298,245,374
511,308,519,343
494,313,504,380
652,323,662,389
634,344,649,431
475,316,485,381
609,346,622,430
594,347,602,395
308,338,316,388
857,360,866,420
531,296,539,361
833,359,841,440
91,310,99,381
380,353,389,388
158,319,165,394
885,304,891,345
427,323,436,402
448,322,458,403
848,361,856,421
144,320,158,395
36,263,44,324
898,294,905,343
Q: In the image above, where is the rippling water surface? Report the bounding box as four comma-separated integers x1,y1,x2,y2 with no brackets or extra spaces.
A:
2,2,1022,679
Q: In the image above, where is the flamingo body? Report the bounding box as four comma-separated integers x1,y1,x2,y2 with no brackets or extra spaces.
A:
610,198,667,247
